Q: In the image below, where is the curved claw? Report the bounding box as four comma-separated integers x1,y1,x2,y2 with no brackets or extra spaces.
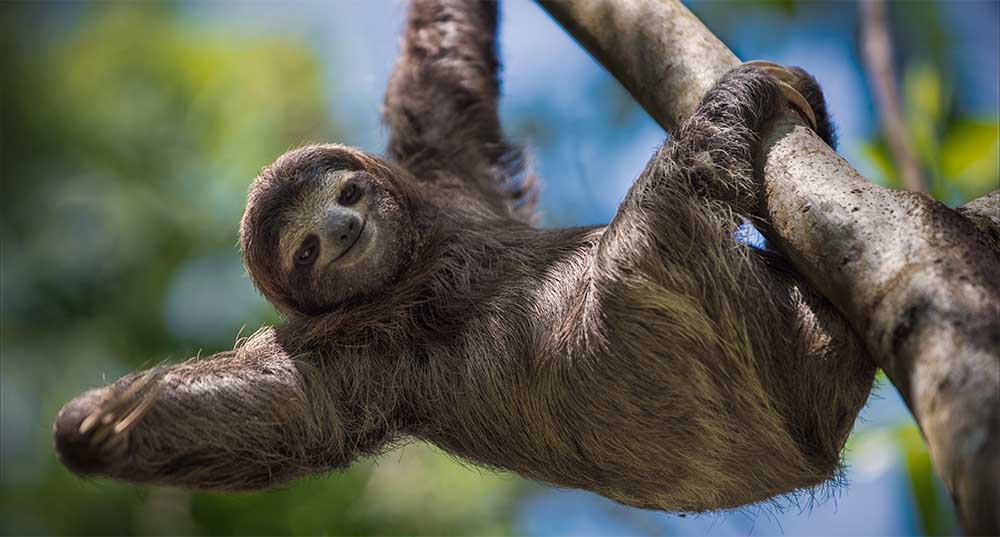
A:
79,367,167,449
78,369,154,435
54,367,168,476
743,60,818,131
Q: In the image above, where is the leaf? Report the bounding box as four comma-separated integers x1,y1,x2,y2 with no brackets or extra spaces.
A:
902,63,946,182
940,118,1000,201
903,63,944,133
860,139,898,188
893,424,958,536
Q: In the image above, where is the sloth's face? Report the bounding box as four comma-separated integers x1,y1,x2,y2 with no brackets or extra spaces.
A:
241,145,418,316
275,169,413,313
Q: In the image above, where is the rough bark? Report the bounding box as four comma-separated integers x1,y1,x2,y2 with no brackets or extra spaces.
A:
959,190,1000,252
538,1,1000,534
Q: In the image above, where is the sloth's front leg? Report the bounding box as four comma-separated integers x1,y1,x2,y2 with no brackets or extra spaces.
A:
52,328,385,491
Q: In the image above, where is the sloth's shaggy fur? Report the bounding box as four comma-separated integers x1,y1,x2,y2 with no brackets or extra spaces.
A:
53,0,875,512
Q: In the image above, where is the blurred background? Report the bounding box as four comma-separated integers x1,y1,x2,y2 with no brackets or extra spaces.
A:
1,0,997,535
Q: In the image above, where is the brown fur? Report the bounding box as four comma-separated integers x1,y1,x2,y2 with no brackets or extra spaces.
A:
53,0,875,513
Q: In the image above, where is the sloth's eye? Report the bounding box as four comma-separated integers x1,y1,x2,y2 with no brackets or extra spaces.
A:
338,181,362,206
295,235,320,266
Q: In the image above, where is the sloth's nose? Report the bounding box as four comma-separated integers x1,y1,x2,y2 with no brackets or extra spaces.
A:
323,208,364,256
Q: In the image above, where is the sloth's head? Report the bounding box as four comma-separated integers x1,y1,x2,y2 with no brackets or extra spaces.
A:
241,144,422,316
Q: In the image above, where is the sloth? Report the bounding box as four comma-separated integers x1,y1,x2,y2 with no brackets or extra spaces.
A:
53,0,875,512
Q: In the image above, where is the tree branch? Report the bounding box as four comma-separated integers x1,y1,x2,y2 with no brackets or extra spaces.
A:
537,1,1000,533
859,0,928,192
958,189,1000,251
538,0,737,130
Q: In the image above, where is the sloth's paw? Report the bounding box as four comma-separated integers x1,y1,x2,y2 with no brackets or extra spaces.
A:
53,367,165,476
742,60,819,131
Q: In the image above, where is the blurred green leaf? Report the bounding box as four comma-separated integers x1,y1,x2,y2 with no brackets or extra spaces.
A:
902,63,946,193
890,62,999,204
893,425,958,536
904,63,945,131
940,118,1000,199
860,139,898,188
754,0,798,16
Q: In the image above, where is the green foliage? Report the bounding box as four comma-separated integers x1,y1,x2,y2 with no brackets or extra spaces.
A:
185,445,522,536
903,63,946,184
845,422,959,536
893,426,959,536
940,118,1000,199
863,61,999,204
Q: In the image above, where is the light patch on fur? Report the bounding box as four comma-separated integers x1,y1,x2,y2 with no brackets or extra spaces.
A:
277,170,364,274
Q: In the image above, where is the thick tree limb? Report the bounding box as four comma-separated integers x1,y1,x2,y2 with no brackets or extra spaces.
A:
761,120,999,535
538,1,1000,534
959,189,1000,252
859,0,928,193
538,0,736,129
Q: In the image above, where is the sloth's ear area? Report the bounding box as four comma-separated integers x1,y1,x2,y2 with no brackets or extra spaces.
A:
52,328,365,490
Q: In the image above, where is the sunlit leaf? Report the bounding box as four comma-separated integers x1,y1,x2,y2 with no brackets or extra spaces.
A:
940,117,1000,201
860,139,898,188
903,63,944,132
893,424,958,536
902,63,946,188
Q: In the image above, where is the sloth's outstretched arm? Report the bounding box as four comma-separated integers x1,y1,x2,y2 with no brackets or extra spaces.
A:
52,328,394,490
384,0,534,218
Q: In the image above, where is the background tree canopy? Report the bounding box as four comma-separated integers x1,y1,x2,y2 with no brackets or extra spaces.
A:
1,1,997,535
